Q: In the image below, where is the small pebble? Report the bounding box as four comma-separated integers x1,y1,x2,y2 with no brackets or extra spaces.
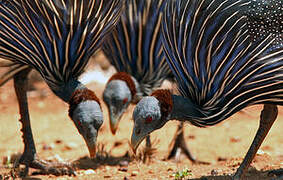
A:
211,169,221,176
217,157,227,161
104,175,111,178
118,168,128,172
55,139,62,144
119,160,129,167
123,177,129,180
48,154,64,162
167,168,173,171
230,137,241,143
256,149,265,155
131,171,138,176
42,143,54,150
65,142,78,150
84,169,96,175
113,141,123,147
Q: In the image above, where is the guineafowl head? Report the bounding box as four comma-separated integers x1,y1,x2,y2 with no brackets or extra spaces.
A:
68,88,103,158
103,72,138,134
131,90,172,152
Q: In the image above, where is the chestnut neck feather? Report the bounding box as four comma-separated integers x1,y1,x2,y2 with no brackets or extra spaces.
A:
152,89,204,127
69,89,100,118
108,72,137,97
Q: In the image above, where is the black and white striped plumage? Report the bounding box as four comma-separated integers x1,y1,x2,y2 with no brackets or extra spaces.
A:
102,0,172,134
131,0,282,179
0,0,124,174
0,0,123,94
161,0,283,126
102,0,171,96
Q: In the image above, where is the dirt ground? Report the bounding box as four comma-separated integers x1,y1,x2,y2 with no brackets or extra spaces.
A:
0,57,282,180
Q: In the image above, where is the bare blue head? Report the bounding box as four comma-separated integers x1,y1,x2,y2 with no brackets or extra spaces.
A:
131,89,200,152
103,72,139,134
53,80,103,158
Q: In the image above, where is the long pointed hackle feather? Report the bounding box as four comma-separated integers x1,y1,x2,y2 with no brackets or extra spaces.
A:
0,0,124,89
161,0,283,126
102,0,171,96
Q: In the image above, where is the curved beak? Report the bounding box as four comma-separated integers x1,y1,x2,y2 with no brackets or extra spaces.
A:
130,128,146,154
109,107,124,135
87,142,96,158
84,129,98,158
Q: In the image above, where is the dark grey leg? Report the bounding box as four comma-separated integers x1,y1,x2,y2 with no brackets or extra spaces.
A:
141,135,153,162
168,122,208,164
145,135,151,149
13,69,75,176
233,104,278,180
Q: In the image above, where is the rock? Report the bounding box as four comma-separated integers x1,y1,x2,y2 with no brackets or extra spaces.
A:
55,139,62,144
230,137,241,143
84,169,96,175
211,169,222,176
131,171,139,176
118,168,128,172
119,160,129,167
256,149,265,155
217,157,227,161
65,142,78,150
167,168,173,171
42,143,54,150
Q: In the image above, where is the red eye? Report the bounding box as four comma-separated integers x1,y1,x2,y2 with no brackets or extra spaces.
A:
123,98,128,104
145,116,152,124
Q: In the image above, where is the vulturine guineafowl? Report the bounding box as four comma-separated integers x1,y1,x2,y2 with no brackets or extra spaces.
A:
130,0,282,179
0,0,124,176
101,0,171,159
102,0,197,161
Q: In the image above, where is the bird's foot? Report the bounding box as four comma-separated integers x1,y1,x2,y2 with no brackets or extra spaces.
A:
167,132,209,165
13,154,76,177
141,145,157,163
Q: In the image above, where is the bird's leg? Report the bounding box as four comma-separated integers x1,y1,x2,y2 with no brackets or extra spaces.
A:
233,104,278,180
167,122,208,164
142,135,154,162
13,69,75,177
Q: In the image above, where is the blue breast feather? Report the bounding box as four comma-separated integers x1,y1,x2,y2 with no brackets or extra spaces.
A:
161,0,283,125
0,0,122,83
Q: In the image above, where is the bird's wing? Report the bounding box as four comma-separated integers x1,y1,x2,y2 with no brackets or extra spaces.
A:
0,0,124,88
162,0,283,125
102,0,171,95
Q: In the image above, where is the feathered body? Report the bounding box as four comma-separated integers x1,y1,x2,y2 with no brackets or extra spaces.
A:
131,0,282,178
0,0,124,175
102,0,171,96
162,0,283,126
102,0,172,135
0,0,123,100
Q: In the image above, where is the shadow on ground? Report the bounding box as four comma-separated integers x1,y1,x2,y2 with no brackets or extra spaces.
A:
189,168,283,180
73,151,132,170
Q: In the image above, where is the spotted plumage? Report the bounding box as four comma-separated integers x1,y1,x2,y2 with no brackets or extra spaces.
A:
131,0,282,179
161,0,283,127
